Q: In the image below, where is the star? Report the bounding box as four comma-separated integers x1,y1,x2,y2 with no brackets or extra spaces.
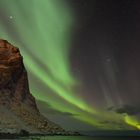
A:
9,16,13,19
106,58,111,62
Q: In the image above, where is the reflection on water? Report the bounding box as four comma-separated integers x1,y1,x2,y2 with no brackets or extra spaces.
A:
7,136,140,140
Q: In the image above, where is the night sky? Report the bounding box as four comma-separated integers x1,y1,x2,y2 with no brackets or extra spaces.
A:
0,0,140,131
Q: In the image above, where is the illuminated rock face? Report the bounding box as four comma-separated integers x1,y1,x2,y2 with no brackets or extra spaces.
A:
0,39,64,134
0,39,36,109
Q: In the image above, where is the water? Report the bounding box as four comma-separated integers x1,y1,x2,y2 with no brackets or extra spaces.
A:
2,136,140,140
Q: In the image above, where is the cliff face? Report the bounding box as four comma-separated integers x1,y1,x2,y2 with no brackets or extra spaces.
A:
0,39,64,134
0,39,37,109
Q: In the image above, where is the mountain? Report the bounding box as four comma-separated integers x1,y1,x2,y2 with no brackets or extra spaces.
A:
0,39,65,135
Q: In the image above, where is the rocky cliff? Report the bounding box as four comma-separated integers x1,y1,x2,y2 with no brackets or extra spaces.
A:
0,39,65,134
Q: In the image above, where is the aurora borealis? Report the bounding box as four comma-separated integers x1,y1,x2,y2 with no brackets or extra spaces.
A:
0,0,140,131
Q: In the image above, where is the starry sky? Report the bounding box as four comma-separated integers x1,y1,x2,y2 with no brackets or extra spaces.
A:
0,0,140,131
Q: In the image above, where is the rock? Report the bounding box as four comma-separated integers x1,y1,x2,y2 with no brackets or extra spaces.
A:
19,129,29,136
0,39,65,134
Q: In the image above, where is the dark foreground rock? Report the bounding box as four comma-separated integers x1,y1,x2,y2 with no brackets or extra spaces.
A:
0,131,80,139
0,39,67,135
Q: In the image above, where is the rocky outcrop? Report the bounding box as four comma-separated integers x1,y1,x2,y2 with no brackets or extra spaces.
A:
0,39,65,134
0,40,36,109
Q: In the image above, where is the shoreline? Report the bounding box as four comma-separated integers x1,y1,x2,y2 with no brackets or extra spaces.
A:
1,131,140,138
0,132,81,139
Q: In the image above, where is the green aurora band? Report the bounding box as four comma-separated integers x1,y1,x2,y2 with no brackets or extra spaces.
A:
0,0,140,130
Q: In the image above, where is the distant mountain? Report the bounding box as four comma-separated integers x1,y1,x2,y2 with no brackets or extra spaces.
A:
79,130,140,136
0,39,66,135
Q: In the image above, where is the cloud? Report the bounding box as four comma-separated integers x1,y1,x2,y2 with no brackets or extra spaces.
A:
98,120,127,129
107,106,115,111
108,105,140,116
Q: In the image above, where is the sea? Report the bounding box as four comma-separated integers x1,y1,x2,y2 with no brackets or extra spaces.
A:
2,136,140,140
